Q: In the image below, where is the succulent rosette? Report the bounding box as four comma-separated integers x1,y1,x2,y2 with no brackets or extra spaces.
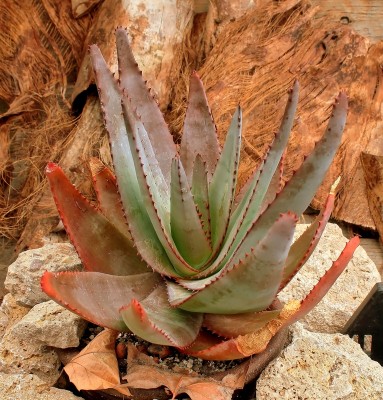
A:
41,28,359,361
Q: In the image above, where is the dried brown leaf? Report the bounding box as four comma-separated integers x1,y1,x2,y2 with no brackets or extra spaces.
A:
64,329,131,395
123,344,247,400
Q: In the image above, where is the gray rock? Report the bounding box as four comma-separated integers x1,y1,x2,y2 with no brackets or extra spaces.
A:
0,372,84,400
279,223,380,333
256,323,383,400
5,243,82,307
11,300,87,348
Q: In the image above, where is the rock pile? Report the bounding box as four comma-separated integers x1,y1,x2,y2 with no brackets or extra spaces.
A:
0,225,382,399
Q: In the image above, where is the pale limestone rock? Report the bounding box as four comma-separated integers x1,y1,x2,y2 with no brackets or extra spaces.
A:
5,243,82,307
257,323,383,400
11,300,87,349
279,223,380,333
0,246,85,384
0,293,30,340
0,263,8,299
0,298,61,384
0,372,84,400
0,322,61,385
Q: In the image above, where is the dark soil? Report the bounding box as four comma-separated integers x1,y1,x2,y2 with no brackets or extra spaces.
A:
83,324,245,377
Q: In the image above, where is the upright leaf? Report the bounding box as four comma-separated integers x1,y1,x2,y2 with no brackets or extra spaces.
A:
191,155,211,241
115,27,176,185
170,158,212,267
225,82,299,250
121,97,198,277
180,72,220,183
90,45,176,278
209,107,242,250
227,92,348,269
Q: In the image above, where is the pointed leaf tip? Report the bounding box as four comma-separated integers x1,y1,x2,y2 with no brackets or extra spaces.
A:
45,162,57,174
180,72,220,184
283,235,360,326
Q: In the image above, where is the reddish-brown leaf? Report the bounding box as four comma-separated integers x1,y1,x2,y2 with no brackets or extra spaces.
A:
123,343,247,400
64,329,130,396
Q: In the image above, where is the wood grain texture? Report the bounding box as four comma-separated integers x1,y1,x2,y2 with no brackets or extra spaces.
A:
183,0,383,229
312,0,383,43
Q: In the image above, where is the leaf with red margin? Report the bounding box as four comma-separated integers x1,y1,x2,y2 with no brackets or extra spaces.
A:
41,270,162,331
46,162,149,276
88,157,131,238
259,150,286,214
122,343,247,400
280,190,335,290
182,301,300,360
172,213,297,313
209,107,242,251
180,237,359,360
64,329,130,395
203,308,282,338
170,157,211,267
90,44,178,278
282,235,360,326
122,97,198,277
120,285,202,348
196,82,299,280
181,329,246,360
180,72,221,184
228,82,298,245
115,27,177,186
191,155,211,242
225,91,348,271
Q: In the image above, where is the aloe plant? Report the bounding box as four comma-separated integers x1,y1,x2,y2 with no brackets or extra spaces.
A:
41,28,359,361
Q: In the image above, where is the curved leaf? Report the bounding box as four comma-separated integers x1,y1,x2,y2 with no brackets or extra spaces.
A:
123,343,246,399
120,285,202,347
175,213,297,313
182,330,244,361
203,309,282,338
46,163,149,275
280,190,335,290
41,271,162,331
183,301,299,360
64,329,130,395
283,235,360,326
227,92,348,270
